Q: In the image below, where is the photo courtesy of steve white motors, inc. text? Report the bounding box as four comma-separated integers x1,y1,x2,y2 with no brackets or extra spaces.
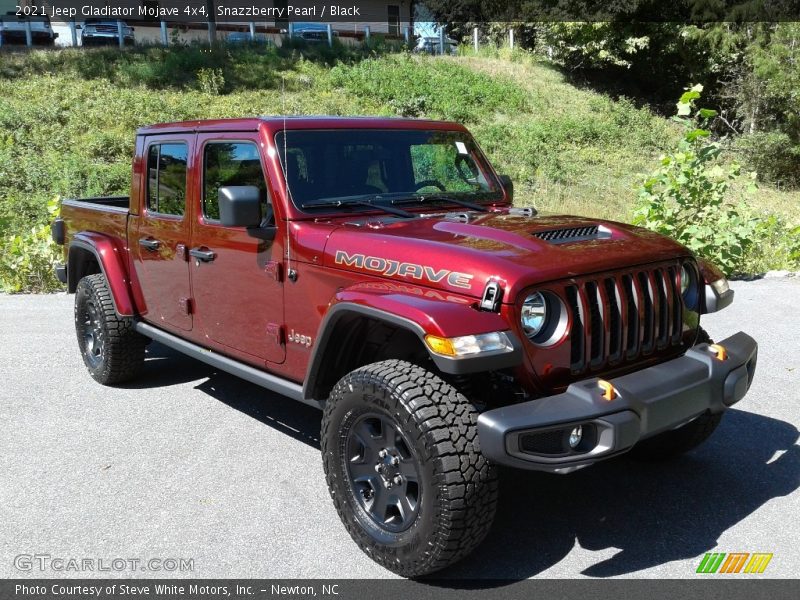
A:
14,583,341,597
13,2,364,20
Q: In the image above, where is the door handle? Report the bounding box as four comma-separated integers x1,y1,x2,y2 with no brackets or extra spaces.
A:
139,238,160,251
189,247,216,262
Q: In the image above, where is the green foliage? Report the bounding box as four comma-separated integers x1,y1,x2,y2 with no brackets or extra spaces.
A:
0,198,61,292
734,131,800,187
327,54,528,122
0,46,797,292
196,67,225,95
634,86,759,275
741,214,800,273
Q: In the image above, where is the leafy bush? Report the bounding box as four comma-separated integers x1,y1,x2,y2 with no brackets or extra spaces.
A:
634,86,759,275
0,198,61,293
196,67,225,95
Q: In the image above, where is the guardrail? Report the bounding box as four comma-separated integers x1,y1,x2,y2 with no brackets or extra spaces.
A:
0,18,415,50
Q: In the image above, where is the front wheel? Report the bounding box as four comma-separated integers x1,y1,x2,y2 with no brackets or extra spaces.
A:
321,360,498,577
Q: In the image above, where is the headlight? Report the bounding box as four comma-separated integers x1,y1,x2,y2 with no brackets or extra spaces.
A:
520,291,568,346
424,331,513,357
521,292,547,338
680,262,700,309
680,264,691,294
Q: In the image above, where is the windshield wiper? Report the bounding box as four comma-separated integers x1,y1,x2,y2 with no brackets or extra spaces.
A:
300,196,415,218
390,193,492,213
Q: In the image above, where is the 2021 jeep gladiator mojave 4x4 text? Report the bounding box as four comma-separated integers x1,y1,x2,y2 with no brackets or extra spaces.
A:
53,117,757,577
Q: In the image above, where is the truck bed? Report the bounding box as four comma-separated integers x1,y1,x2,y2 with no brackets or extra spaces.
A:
59,196,130,253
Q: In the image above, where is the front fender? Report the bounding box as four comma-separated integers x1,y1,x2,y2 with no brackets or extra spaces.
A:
303,287,523,401
68,232,136,316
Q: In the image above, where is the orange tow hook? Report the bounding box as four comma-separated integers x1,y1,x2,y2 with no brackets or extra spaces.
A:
708,344,728,361
598,379,617,401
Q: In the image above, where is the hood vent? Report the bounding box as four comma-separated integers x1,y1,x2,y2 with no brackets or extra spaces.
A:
532,224,610,244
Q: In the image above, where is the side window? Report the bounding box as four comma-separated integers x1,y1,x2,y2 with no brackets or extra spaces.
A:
146,143,188,216
203,142,269,222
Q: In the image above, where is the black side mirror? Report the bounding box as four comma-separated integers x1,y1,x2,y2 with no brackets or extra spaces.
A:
219,186,261,228
498,174,513,202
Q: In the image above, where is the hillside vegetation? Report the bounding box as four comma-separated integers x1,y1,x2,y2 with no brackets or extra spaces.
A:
0,43,797,291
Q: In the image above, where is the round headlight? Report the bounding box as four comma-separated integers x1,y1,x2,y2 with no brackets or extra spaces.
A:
680,264,691,294
521,292,547,338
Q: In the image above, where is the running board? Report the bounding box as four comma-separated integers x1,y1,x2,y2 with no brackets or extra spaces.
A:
135,321,322,410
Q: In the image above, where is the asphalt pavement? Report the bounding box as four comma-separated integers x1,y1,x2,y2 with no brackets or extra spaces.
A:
1,278,799,579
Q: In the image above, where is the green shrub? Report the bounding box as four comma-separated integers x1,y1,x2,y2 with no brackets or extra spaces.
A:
0,198,61,293
634,86,759,275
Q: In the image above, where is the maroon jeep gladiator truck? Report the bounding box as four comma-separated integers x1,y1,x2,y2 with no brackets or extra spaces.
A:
52,116,757,577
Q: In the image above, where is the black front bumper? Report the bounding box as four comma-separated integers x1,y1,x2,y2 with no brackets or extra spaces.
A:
477,332,758,473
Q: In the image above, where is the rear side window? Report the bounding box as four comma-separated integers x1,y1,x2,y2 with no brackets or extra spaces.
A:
146,143,188,216
203,142,268,221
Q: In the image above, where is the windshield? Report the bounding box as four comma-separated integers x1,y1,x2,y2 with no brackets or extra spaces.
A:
274,129,503,212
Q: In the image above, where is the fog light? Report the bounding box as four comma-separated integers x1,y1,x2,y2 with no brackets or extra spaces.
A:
568,426,583,449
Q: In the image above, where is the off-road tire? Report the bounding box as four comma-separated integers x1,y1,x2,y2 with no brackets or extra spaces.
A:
74,273,146,385
630,326,722,460
321,360,498,578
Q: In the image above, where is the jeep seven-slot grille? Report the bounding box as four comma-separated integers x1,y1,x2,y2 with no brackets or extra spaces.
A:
532,225,599,243
566,264,683,373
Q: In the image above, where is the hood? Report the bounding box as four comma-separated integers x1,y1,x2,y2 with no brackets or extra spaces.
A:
322,211,691,301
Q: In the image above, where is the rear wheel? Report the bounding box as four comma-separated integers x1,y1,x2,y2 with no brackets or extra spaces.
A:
630,326,723,460
321,360,498,577
74,274,146,385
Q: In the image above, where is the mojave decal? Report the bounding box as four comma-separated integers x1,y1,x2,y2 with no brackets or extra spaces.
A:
334,251,474,290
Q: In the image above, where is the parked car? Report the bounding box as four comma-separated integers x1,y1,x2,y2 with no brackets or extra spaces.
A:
0,13,58,45
226,31,271,45
414,34,458,55
52,116,757,578
80,19,134,46
288,22,337,43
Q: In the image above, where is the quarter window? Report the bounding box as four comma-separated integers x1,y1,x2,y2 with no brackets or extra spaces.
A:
146,143,188,216
203,142,269,222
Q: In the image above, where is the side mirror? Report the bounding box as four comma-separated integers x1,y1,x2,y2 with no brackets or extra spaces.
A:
498,174,514,202
219,185,261,228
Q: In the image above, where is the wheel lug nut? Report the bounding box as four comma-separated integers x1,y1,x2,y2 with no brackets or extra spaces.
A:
393,475,402,485
391,456,400,466
378,449,387,458
374,464,382,473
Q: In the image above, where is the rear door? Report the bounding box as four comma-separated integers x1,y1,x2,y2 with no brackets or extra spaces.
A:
132,135,194,331
189,133,285,364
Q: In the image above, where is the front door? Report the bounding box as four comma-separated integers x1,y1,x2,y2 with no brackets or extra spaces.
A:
132,135,193,331
189,134,285,364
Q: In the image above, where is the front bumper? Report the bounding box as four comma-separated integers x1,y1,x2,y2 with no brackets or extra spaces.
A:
477,332,758,473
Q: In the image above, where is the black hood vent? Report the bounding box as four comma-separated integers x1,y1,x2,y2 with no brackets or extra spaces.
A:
532,225,610,244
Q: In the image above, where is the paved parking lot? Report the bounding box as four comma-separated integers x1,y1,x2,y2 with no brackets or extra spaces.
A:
1,278,799,579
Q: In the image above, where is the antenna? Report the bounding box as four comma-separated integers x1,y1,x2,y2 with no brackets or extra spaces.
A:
282,75,298,282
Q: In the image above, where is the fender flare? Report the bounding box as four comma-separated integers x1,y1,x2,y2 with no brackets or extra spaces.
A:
302,290,523,401
68,233,136,316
